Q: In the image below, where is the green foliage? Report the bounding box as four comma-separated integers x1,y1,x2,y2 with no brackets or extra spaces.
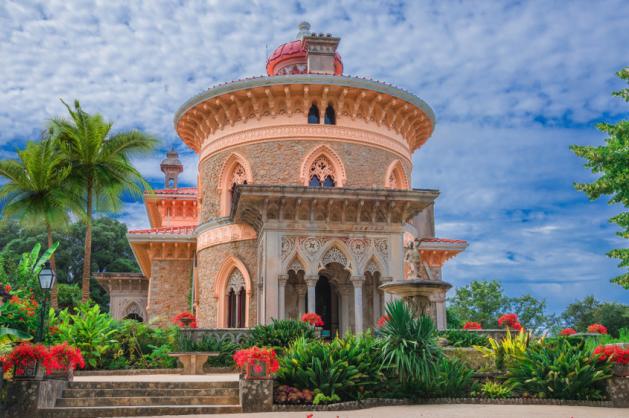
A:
561,295,629,337
380,300,442,384
571,68,629,288
312,391,341,405
439,330,490,347
446,308,463,329
474,329,530,371
174,331,240,367
583,328,629,352
507,338,613,400
419,357,474,398
247,319,315,351
57,283,81,310
480,381,513,399
276,334,384,401
105,320,176,369
48,303,118,369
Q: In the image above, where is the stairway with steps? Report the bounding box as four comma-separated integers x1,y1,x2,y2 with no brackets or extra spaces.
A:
39,380,242,417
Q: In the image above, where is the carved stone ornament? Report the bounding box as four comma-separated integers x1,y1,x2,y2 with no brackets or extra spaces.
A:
404,240,421,279
322,247,348,267
227,269,245,292
281,236,295,260
288,258,304,273
309,155,336,183
374,239,389,260
302,237,322,256
365,260,379,274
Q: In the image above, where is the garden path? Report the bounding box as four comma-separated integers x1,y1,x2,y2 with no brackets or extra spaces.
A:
157,404,629,418
74,373,239,382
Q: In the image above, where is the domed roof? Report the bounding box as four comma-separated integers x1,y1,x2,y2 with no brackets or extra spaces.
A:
160,149,182,167
266,24,343,76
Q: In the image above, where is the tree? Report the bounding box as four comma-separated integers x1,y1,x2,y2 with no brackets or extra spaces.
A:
561,295,629,337
448,280,509,328
50,100,157,302
571,68,629,288
448,280,550,331
0,218,140,311
0,139,80,307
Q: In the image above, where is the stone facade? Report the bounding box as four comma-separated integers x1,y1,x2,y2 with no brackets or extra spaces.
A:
147,259,192,325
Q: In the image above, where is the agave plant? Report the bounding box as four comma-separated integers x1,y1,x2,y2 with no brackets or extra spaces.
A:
379,300,442,384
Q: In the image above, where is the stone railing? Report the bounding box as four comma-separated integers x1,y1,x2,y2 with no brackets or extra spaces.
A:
180,328,252,344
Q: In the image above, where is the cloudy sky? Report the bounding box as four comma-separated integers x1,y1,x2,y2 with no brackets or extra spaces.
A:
1,0,628,312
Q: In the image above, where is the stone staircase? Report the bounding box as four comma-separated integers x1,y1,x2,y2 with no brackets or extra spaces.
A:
39,380,242,417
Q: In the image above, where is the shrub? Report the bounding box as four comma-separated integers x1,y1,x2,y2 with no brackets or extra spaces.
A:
439,330,490,348
174,331,239,367
3,343,57,376
49,342,85,371
247,319,315,351
419,357,474,398
560,327,577,336
587,323,608,334
276,334,384,401
301,312,323,327
274,385,314,404
107,320,176,369
593,345,629,364
380,300,441,384
0,283,38,335
507,338,612,400
475,329,529,370
233,346,279,375
463,321,482,330
48,304,118,369
480,381,513,399
498,313,522,331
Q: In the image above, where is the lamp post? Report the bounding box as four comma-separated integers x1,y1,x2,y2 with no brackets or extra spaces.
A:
36,262,56,343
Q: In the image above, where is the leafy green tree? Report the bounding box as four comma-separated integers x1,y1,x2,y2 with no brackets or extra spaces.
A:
561,295,629,337
0,139,80,307
571,68,629,288
50,100,157,302
448,280,550,331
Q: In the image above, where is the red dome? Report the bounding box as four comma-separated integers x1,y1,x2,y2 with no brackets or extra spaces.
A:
266,39,343,76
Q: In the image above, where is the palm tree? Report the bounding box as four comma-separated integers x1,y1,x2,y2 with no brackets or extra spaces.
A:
0,138,79,307
50,100,157,303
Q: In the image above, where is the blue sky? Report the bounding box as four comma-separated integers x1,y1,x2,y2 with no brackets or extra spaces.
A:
1,1,628,313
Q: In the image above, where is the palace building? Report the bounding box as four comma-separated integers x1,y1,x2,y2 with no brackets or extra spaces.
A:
97,22,467,334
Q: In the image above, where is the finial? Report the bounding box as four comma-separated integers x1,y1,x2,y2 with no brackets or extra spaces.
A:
297,21,311,40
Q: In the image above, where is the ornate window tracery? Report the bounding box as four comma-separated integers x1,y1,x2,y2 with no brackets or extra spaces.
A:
226,269,246,328
308,156,336,188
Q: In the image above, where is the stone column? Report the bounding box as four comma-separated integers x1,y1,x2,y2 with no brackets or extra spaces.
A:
351,277,364,334
432,292,447,331
295,285,307,317
339,285,352,335
278,275,288,320
372,277,381,325
305,275,318,313
381,276,394,306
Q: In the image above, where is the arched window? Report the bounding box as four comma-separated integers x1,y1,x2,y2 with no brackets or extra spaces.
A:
308,104,320,124
308,156,336,188
227,162,248,214
324,105,336,125
385,160,409,189
226,269,246,328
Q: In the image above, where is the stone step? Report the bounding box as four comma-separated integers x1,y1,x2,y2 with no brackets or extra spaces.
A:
56,395,240,407
62,387,239,398
66,380,239,390
39,404,242,418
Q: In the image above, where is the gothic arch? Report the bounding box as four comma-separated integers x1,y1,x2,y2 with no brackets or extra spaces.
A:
362,255,385,277
123,301,144,322
384,159,410,189
317,239,356,275
300,145,347,187
286,253,308,274
213,256,252,327
218,153,253,216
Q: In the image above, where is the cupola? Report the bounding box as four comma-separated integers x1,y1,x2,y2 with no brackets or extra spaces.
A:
160,148,183,188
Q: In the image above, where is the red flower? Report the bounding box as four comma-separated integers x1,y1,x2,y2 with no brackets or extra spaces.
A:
172,311,197,328
463,321,482,330
593,345,629,365
301,312,324,327
3,343,57,375
377,314,390,328
560,327,577,336
498,313,520,329
49,343,85,371
233,347,280,374
4,284,11,293
587,323,608,334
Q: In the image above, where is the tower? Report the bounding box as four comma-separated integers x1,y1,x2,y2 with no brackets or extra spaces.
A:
160,148,183,189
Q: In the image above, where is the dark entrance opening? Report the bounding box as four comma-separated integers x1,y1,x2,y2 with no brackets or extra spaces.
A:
124,313,143,322
315,275,332,333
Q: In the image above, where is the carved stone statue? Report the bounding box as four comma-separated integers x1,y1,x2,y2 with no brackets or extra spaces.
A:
404,240,421,279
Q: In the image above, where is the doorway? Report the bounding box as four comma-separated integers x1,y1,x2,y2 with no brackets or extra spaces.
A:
315,275,333,334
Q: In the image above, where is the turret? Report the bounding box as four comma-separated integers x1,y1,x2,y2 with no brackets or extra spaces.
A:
160,148,183,188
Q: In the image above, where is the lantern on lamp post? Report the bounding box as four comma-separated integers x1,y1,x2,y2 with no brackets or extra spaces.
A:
36,262,56,343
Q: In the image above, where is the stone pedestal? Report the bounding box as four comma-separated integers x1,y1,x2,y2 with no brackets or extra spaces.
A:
168,352,218,374
239,378,273,412
6,379,66,418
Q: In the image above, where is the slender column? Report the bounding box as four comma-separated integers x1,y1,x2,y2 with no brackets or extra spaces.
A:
296,285,307,317
351,277,364,334
339,285,352,335
372,276,381,325
433,292,447,331
381,276,394,306
305,275,318,313
278,275,288,320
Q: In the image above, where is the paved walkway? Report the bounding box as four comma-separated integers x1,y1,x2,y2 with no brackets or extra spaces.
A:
162,404,628,418
74,373,239,382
